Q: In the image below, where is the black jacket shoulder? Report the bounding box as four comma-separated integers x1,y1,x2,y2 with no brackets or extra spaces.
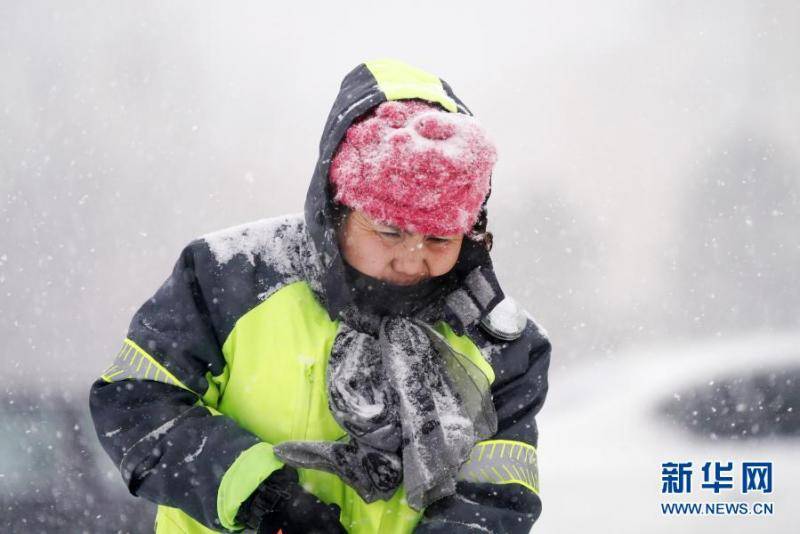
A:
187,213,321,346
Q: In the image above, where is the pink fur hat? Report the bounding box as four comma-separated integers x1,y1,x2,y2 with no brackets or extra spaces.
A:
329,100,497,236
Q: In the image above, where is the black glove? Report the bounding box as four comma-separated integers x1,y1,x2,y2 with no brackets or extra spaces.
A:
235,465,347,534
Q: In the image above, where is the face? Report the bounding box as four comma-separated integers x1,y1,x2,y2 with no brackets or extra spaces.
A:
338,210,464,286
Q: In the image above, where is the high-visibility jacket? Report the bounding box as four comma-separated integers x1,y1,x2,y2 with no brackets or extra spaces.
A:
90,59,551,534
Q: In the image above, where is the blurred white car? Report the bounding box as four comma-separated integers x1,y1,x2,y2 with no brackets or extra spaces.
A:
537,331,800,534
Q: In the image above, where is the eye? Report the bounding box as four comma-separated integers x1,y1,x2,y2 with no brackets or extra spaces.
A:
377,229,402,240
426,236,453,245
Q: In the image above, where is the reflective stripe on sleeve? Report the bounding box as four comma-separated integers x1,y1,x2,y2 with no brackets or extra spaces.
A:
101,338,186,389
456,439,539,494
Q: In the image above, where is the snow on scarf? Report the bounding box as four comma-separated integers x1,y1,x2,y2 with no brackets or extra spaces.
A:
273,262,500,511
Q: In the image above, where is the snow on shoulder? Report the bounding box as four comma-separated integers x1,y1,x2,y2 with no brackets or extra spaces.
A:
200,213,323,288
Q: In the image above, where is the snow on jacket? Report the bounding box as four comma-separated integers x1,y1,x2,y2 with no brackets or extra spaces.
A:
89,59,551,534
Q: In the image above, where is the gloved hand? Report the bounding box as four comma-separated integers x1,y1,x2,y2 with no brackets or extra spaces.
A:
235,465,347,534
274,439,402,505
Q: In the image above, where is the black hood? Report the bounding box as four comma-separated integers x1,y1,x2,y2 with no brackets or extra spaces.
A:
303,59,500,321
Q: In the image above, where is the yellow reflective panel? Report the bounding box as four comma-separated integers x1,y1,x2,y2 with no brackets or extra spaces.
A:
365,58,457,112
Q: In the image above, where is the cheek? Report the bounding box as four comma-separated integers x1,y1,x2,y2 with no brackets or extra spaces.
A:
426,246,461,276
341,234,393,277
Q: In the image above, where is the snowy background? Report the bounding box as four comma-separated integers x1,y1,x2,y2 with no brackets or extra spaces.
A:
1,1,798,532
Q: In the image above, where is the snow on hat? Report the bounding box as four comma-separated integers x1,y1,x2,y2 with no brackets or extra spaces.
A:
329,100,497,236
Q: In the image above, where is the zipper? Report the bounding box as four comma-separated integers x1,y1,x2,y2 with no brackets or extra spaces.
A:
302,361,315,440
291,357,316,439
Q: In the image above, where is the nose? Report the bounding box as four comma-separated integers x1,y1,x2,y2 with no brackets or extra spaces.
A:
391,239,428,284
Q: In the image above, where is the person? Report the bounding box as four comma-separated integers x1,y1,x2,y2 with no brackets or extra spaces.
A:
90,58,551,534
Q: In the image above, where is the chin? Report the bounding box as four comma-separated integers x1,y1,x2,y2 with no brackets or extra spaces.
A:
384,275,427,286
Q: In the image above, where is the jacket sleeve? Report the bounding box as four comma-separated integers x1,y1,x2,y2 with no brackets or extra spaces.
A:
89,241,284,532
415,320,551,533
